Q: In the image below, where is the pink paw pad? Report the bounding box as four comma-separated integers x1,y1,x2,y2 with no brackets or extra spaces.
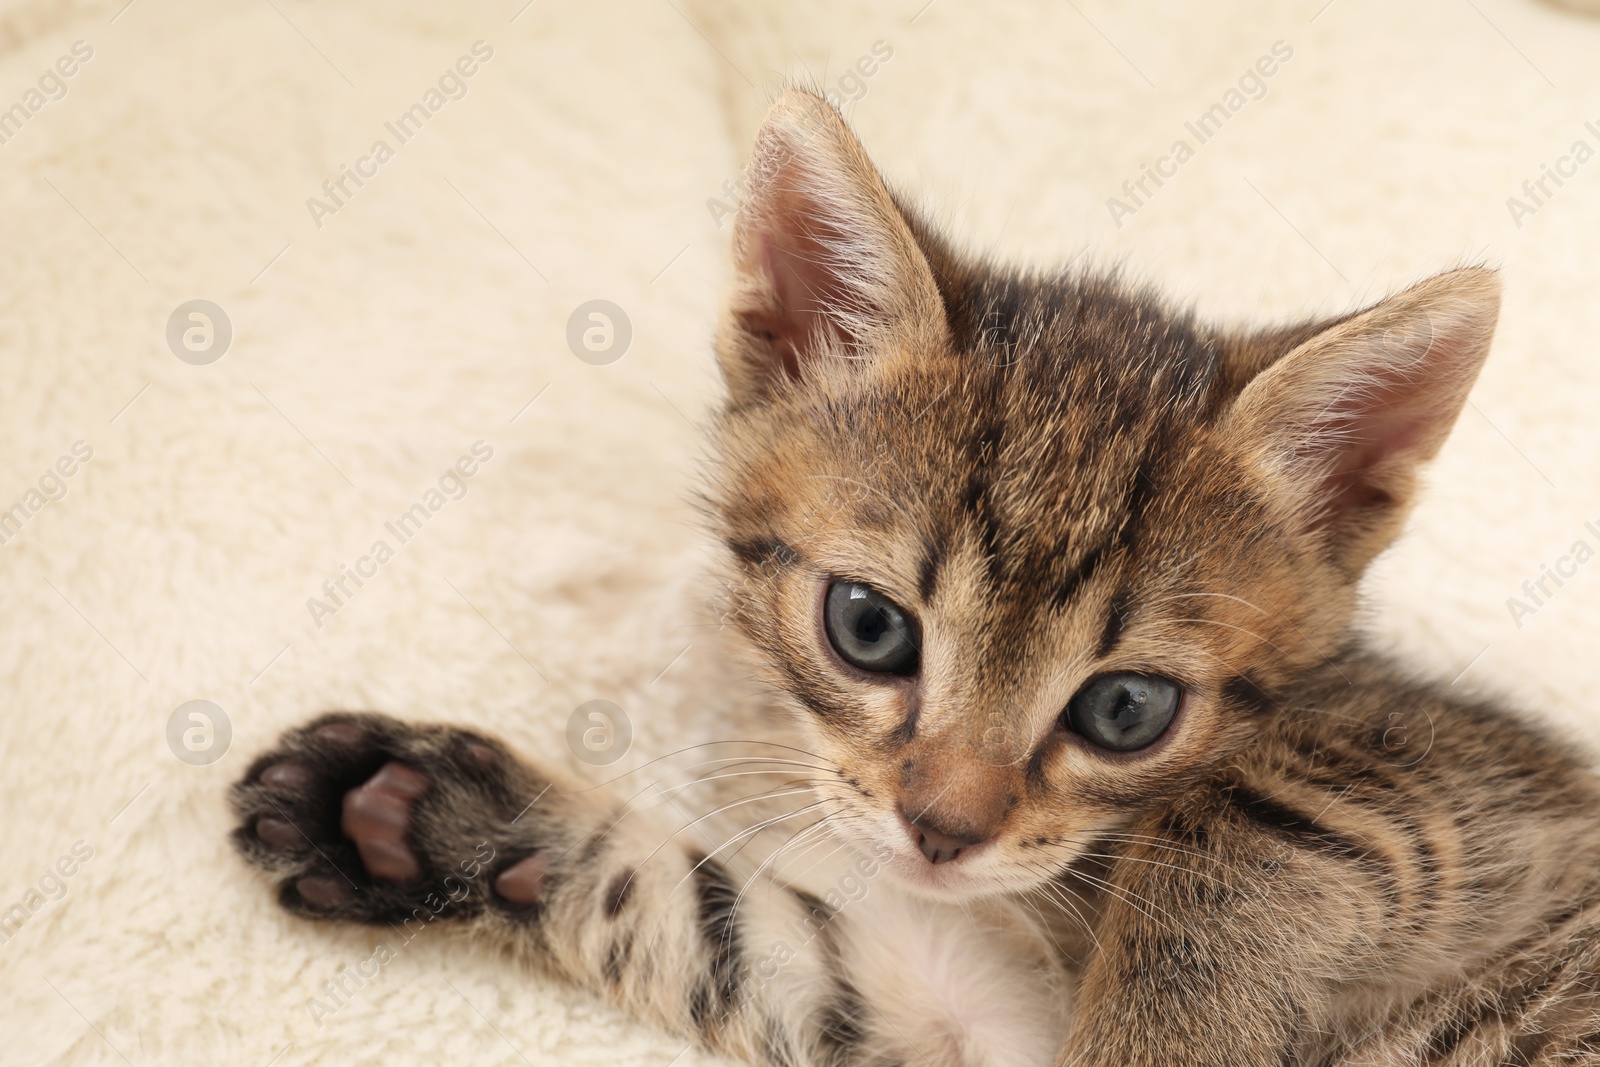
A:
494,852,551,907
341,761,431,883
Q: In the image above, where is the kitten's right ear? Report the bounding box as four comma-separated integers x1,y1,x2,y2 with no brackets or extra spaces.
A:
1221,267,1501,575
718,90,949,404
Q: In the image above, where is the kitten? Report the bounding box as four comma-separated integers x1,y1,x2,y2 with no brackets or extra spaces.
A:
232,91,1600,1067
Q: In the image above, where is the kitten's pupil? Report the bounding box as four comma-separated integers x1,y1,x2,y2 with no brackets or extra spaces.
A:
854,608,889,643
1109,688,1147,727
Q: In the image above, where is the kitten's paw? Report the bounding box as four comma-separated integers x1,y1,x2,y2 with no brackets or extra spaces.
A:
230,712,545,925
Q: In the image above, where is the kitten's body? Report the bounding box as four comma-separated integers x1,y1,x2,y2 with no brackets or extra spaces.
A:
231,93,1600,1066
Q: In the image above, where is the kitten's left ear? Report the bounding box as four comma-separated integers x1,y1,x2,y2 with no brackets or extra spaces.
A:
1222,267,1501,573
718,90,949,404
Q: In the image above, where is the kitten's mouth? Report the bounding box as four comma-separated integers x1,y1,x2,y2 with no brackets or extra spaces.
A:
870,835,1015,900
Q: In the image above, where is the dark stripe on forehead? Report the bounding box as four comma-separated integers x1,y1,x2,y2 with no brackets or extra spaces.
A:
1095,587,1131,660
1117,460,1158,550
962,472,1004,584
958,406,1007,582
971,419,1005,459
1052,541,1109,609
1050,453,1157,608
945,271,1227,399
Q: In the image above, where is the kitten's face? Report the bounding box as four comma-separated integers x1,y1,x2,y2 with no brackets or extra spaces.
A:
716,308,1339,899
712,92,1497,900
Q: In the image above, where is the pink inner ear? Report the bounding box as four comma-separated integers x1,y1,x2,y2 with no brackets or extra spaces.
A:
738,172,872,382
751,230,823,381
1311,352,1455,518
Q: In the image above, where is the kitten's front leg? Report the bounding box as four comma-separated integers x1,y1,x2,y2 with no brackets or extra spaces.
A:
231,711,848,1060
1052,792,1394,1067
231,712,1063,1067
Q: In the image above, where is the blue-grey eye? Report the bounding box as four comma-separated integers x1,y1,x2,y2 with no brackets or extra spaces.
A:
824,581,920,675
1063,673,1181,751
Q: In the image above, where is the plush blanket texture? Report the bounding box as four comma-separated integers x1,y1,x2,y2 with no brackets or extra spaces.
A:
3,0,1599,1063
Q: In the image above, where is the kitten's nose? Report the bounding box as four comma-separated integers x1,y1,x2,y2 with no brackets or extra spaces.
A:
900,806,990,864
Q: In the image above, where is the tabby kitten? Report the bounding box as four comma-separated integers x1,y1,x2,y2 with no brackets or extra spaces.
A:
232,91,1600,1067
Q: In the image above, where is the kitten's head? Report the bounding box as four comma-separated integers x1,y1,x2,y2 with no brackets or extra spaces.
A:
710,91,1499,899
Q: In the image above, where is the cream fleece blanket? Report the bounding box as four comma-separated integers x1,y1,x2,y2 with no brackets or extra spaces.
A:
3,0,1599,1063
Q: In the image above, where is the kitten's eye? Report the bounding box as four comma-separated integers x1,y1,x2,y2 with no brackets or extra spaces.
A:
823,581,920,676
1063,673,1182,752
